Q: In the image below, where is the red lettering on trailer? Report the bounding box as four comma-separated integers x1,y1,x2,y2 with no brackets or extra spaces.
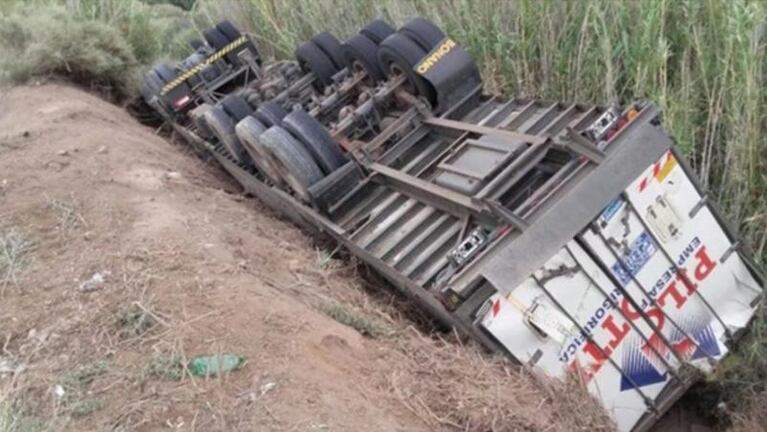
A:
693,246,716,281
571,245,717,381
658,281,686,308
602,316,630,349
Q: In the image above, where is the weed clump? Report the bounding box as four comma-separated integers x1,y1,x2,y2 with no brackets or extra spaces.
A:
321,303,390,338
0,227,32,291
145,356,184,381
57,361,109,417
0,5,138,99
0,1,198,100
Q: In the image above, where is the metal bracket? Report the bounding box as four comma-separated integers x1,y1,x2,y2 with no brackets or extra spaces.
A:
564,127,606,164
483,199,529,231
689,194,708,219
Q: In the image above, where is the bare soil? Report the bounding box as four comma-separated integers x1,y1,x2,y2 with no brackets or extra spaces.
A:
0,84,615,432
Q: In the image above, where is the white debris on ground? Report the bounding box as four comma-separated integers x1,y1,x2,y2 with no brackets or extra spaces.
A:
78,270,111,292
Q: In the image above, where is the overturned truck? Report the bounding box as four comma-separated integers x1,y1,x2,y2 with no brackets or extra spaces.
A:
143,17,765,432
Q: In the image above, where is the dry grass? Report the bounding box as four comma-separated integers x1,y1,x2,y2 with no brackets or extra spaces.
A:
46,194,87,235
728,389,767,432
383,329,615,432
0,227,32,292
305,253,614,431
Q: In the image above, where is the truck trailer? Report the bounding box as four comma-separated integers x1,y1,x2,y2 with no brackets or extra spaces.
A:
144,18,764,431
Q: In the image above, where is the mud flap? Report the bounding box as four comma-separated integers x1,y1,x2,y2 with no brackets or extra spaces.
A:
308,161,365,216
160,84,194,117
414,37,482,117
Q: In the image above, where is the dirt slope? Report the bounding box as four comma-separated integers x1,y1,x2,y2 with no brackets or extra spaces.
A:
0,84,612,432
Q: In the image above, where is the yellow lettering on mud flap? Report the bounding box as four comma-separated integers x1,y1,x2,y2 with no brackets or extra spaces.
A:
415,38,457,75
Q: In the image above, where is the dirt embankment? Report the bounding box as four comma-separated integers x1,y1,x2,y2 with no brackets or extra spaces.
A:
0,84,613,431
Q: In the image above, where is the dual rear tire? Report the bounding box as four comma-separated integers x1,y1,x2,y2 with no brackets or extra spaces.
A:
377,18,448,106
233,108,346,203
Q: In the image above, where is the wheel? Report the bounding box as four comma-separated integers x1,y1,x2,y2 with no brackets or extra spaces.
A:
216,20,242,42
190,103,215,139
141,70,164,101
189,38,204,50
342,33,385,82
360,19,395,44
153,64,175,83
235,116,285,186
203,28,229,51
254,101,288,127
311,31,345,71
220,94,253,122
399,17,446,51
204,106,250,165
377,33,436,104
282,110,347,175
295,40,338,88
179,51,206,71
259,126,324,202
200,64,222,81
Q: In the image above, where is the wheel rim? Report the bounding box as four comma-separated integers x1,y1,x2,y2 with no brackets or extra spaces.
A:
352,60,376,86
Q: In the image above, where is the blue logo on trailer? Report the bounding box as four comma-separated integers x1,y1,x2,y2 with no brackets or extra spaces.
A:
600,197,625,226
612,232,657,286
619,323,722,391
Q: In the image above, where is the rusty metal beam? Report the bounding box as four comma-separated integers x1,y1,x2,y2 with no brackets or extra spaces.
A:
369,162,497,225
424,116,547,145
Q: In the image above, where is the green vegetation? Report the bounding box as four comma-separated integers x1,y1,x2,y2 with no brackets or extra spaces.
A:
118,304,156,338
0,0,201,99
0,402,48,432
57,361,109,417
0,0,765,425
0,227,32,291
321,302,391,337
144,355,184,380
200,0,765,267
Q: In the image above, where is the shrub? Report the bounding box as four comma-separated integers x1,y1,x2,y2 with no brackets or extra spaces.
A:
0,5,139,99
0,1,200,100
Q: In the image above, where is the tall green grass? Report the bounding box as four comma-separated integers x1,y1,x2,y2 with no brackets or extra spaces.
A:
0,0,201,98
196,0,766,268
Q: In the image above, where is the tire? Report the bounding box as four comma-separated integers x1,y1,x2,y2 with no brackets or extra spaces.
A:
360,19,395,44
216,20,242,42
260,126,324,202
154,64,175,83
203,28,229,51
190,103,215,139
220,94,253,122
342,33,385,82
200,64,222,81
189,38,204,50
204,106,250,165
177,52,205,87
179,51,206,71
311,31,345,71
254,101,288,127
377,33,436,104
141,70,164,101
295,40,338,88
235,116,285,186
399,17,446,51
282,110,347,174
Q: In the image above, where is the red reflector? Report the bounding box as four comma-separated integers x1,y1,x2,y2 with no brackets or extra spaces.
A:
173,95,191,110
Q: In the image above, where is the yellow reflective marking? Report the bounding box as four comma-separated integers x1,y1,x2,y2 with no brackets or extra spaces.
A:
160,36,248,95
